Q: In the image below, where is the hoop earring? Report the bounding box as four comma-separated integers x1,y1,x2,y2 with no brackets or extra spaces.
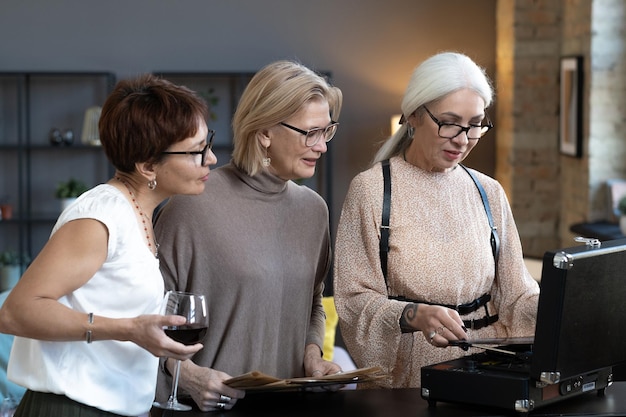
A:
262,147,271,167
407,126,415,139
148,178,157,190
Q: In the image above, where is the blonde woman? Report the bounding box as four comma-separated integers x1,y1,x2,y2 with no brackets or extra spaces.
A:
154,60,343,411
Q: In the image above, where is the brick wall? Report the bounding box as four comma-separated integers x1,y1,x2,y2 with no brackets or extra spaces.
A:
496,0,625,257
496,0,562,257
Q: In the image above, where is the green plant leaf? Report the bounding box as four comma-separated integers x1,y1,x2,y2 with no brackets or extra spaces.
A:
55,178,89,199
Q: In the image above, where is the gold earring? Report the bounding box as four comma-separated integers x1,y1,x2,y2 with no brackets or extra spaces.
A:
262,147,271,167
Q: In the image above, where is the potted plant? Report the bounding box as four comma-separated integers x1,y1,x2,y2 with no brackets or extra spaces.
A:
618,196,626,236
199,87,220,121
55,178,89,211
0,250,30,291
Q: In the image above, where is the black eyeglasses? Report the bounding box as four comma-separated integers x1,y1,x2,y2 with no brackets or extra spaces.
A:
279,121,339,147
162,129,215,165
423,107,493,140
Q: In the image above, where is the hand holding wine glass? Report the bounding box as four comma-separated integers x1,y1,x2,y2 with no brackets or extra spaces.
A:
153,291,209,411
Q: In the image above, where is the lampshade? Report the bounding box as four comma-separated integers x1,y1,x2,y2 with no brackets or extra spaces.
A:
81,106,102,146
390,114,402,135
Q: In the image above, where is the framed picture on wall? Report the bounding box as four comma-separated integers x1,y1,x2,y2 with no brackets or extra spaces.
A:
559,56,583,157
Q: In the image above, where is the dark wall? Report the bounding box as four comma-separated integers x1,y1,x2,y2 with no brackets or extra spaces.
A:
0,0,497,232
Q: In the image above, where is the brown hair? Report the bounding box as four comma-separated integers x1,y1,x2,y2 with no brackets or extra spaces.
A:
99,74,209,172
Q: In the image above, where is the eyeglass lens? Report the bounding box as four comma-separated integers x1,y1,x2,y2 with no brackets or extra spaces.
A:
423,107,491,140
280,122,339,147
305,124,338,146
201,130,215,165
438,124,489,140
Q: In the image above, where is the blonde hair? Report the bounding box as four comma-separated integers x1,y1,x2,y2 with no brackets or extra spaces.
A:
232,60,343,176
373,52,493,164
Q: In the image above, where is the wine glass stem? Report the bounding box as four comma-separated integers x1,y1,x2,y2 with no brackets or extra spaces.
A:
168,359,183,404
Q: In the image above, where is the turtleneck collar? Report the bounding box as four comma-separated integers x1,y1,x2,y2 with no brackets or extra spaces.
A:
228,162,288,194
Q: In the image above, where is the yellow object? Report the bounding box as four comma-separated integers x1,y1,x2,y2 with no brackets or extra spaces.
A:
322,296,338,361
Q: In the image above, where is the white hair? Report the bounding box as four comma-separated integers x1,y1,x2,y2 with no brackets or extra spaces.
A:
373,52,493,164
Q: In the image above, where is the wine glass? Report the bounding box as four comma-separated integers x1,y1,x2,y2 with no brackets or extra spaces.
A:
153,291,209,411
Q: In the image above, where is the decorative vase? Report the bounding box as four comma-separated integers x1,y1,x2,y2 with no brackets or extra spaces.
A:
62,129,74,146
620,215,626,236
49,128,63,146
0,204,13,220
0,265,20,291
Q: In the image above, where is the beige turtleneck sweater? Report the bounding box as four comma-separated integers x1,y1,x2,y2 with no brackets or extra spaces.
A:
154,162,329,400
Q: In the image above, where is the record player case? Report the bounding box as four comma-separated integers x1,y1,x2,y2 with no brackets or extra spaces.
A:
421,238,626,415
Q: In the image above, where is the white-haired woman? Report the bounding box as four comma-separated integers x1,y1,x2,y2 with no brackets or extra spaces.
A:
334,52,539,388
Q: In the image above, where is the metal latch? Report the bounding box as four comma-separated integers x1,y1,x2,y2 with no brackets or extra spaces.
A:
574,236,601,248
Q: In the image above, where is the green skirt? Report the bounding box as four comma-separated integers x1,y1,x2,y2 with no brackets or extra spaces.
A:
15,390,126,417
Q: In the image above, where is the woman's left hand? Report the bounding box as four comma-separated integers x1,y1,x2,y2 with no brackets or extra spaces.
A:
303,343,343,391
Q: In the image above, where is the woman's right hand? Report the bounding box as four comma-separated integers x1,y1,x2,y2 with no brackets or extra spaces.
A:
401,303,467,346
420,304,468,346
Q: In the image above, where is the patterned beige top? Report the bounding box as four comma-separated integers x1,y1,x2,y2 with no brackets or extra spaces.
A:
333,156,539,388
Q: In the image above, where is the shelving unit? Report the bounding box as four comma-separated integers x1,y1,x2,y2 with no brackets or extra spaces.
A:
152,72,255,169
0,72,116,266
153,71,334,212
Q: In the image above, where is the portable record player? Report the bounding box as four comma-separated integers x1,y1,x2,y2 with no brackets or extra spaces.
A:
421,237,626,415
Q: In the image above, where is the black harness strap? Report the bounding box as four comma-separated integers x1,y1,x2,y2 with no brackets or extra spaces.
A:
459,164,500,268
379,160,500,330
379,159,392,282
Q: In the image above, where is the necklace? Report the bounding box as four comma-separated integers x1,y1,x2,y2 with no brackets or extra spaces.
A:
115,176,159,258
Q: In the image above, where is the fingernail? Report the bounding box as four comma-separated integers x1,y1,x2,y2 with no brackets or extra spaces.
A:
462,326,468,333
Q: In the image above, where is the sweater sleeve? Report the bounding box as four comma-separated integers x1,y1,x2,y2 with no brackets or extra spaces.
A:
306,202,332,352
485,177,540,337
333,171,406,385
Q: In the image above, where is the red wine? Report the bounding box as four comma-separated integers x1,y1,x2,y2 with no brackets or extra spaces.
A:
165,325,207,345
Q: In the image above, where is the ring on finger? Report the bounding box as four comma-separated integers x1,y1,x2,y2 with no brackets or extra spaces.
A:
217,402,227,410
428,331,436,341
219,394,231,403
437,326,446,334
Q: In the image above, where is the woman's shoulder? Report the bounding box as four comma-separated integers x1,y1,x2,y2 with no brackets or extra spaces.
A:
350,160,387,187
348,156,412,195
62,184,127,218
340,163,388,211
461,166,505,193
288,180,328,209
459,166,510,212
53,184,130,234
